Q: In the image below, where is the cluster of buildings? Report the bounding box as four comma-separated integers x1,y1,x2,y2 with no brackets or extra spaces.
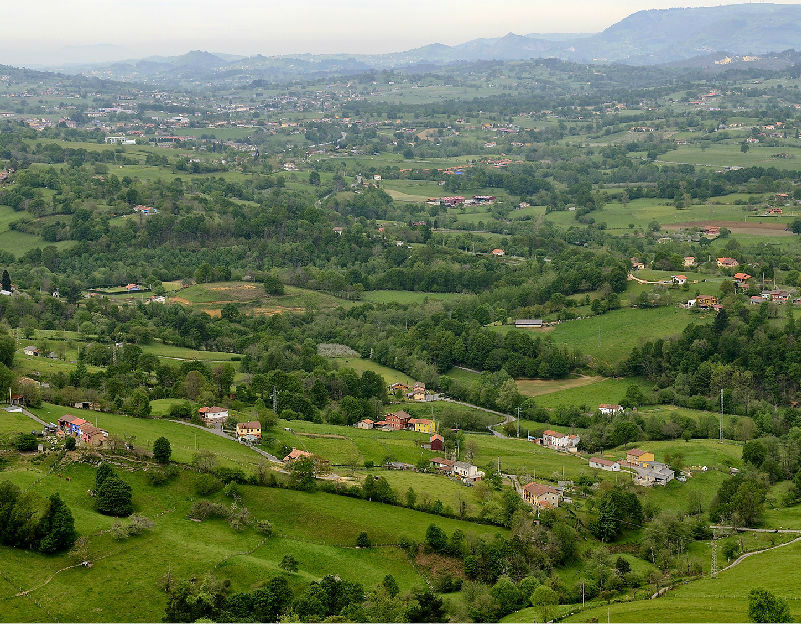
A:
425,195,497,207
388,381,439,402
56,415,108,447
588,448,676,487
357,410,436,434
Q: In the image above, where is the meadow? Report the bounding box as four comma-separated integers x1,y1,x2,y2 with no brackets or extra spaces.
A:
29,403,262,468
0,458,502,622
545,306,697,366
559,538,801,623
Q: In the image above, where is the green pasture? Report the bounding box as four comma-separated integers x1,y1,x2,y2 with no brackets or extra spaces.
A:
546,306,695,366
561,538,801,622
361,290,467,305
29,403,259,468
330,357,414,386
0,459,502,622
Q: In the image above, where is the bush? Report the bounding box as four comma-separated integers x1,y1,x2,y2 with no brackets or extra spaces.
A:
194,473,223,496
64,436,76,451
356,531,371,548
223,482,241,499
14,433,38,452
146,464,180,486
188,500,229,521
256,519,273,537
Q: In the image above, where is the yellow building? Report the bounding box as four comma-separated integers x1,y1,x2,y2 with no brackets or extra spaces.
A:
626,448,654,466
409,418,435,434
236,421,261,439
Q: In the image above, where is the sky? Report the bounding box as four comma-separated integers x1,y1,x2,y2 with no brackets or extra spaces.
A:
0,0,795,66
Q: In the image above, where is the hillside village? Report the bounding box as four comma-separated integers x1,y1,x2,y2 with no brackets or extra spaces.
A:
0,5,800,622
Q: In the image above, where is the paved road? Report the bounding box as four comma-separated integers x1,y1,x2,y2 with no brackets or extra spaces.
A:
14,406,47,427
168,420,281,463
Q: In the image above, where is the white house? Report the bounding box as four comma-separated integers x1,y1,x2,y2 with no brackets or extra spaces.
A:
542,429,580,451
452,461,485,482
589,457,620,472
199,406,228,423
23,346,39,357
515,319,543,329
598,404,623,415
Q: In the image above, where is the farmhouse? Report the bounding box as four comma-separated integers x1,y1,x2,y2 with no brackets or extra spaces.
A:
23,346,39,357
409,382,426,401
429,433,444,451
683,257,696,267
515,319,543,329
452,461,485,482
671,275,687,285
694,295,718,309
491,248,505,256
589,457,620,471
408,418,435,434
716,257,739,268
199,406,228,424
80,424,107,446
542,429,580,451
598,404,623,415
625,448,655,466
522,482,561,509
769,290,790,303
283,448,313,462
751,295,764,305
733,272,752,285
430,457,455,471
385,410,411,430
631,259,645,271
388,382,409,393
356,419,374,429
236,421,261,439
635,462,675,486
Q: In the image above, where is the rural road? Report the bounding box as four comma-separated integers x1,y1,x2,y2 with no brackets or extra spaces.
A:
710,525,801,534
169,420,281,463
440,397,515,439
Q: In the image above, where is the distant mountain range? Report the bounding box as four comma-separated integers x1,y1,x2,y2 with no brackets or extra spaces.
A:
44,3,801,83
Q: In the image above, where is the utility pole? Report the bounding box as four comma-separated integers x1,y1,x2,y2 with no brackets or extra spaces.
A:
516,407,521,438
711,529,718,577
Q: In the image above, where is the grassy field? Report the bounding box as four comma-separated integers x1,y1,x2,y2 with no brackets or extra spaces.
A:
560,537,801,622
141,342,242,363
0,459,503,622
330,357,414,386
532,377,651,410
516,375,603,397
29,403,261,469
546,307,696,366
0,409,39,437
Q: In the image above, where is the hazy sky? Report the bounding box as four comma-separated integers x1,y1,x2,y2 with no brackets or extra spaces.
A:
0,0,795,66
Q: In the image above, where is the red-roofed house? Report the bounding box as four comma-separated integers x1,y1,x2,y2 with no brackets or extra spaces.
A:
199,406,228,424
589,457,620,472
522,482,561,508
733,272,752,285
716,257,739,268
429,433,444,451
598,404,623,415
283,448,313,462
386,411,411,430
491,248,505,256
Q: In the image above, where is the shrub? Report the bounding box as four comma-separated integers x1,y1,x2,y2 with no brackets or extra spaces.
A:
96,476,134,517
356,531,371,548
188,500,229,521
64,437,76,451
14,433,38,452
194,473,223,496
256,520,273,537
146,464,179,486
